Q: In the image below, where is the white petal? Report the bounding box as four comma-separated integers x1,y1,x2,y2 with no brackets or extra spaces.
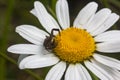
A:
16,25,48,45
76,64,92,80
56,0,70,29
91,59,114,80
91,59,120,80
73,2,98,28
91,13,119,36
65,64,82,80
45,61,66,80
86,8,111,33
97,41,120,53
93,54,120,70
34,1,60,33
30,9,37,17
18,50,50,65
95,30,120,42
18,54,28,64
19,54,59,69
7,44,42,54
84,61,110,80
65,65,72,80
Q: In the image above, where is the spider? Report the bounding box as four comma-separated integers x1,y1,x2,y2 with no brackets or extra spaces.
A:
43,29,60,51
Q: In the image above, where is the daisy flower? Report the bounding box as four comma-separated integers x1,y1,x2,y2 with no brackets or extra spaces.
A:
8,0,120,80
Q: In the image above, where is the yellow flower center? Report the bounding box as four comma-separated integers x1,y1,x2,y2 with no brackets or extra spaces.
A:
53,27,95,63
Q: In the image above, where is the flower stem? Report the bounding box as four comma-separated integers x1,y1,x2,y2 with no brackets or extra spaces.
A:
0,52,43,80
0,0,15,79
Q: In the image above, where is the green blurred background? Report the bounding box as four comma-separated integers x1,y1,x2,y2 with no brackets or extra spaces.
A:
0,0,120,80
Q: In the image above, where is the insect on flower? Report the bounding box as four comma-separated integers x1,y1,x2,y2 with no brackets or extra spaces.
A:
43,29,60,51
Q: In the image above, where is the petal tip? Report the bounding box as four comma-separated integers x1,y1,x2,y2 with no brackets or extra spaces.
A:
7,46,12,52
34,1,42,7
34,1,40,5
102,8,112,13
7,45,16,53
19,64,25,69
88,1,98,8
15,25,22,32
19,60,26,69
90,2,98,5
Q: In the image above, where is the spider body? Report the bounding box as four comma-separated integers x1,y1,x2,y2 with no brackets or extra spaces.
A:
43,29,60,51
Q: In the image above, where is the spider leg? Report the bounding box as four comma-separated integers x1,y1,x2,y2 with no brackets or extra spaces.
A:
50,28,60,38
